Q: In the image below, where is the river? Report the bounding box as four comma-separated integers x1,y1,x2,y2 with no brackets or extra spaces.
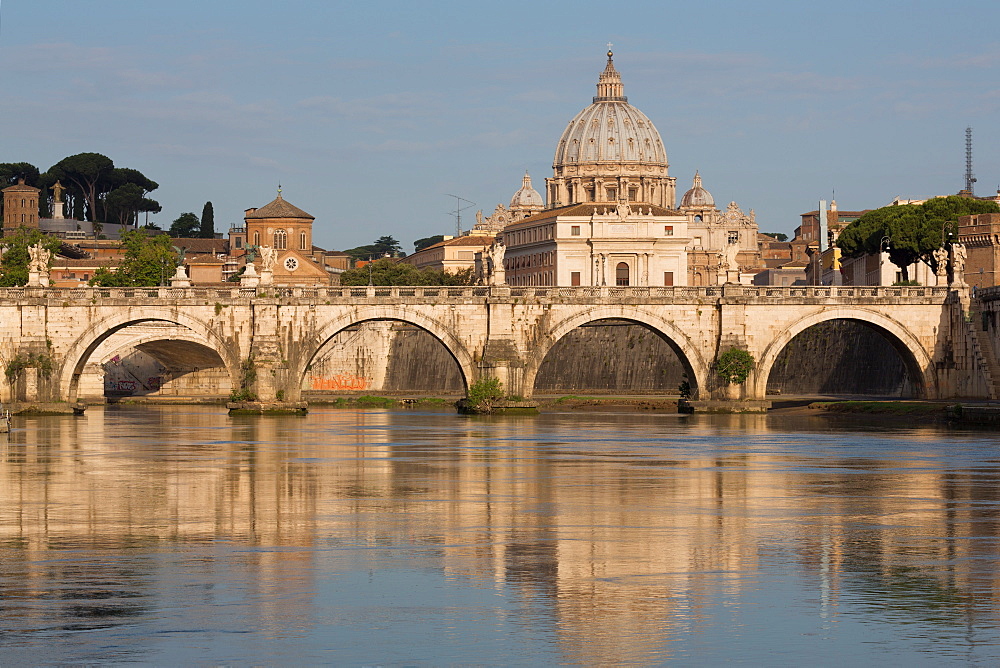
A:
1,405,998,665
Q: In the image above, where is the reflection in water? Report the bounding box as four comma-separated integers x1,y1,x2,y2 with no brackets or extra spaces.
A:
1,406,999,664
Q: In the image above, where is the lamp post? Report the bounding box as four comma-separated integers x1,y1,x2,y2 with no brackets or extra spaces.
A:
880,236,891,253
941,221,957,247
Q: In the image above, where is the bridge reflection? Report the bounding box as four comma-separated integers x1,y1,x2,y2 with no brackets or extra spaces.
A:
0,408,997,661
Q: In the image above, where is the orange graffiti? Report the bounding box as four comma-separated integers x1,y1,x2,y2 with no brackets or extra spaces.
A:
311,374,369,391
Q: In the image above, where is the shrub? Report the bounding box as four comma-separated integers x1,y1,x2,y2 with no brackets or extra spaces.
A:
466,377,505,413
229,356,258,402
715,348,755,385
5,352,54,382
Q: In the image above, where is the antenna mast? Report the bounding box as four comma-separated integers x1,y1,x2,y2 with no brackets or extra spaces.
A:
446,194,476,237
965,127,977,195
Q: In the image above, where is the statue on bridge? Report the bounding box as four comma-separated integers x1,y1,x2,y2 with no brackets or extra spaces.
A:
717,240,741,284
258,245,277,286
27,242,52,287
933,246,948,282
950,242,967,287
487,237,506,285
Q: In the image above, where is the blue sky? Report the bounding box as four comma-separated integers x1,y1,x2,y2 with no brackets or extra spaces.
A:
3,0,999,251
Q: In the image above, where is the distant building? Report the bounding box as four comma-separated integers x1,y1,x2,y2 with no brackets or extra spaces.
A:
958,212,1000,289
239,191,346,285
678,172,762,285
399,235,493,273
2,179,40,233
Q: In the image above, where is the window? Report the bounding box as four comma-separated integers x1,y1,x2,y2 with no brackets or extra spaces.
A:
628,187,638,201
571,225,580,236
571,271,581,286
728,231,739,244
664,226,673,236
615,262,629,286
664,272,674,287
253,231,260,246
273,229,287,250
606,187,617,201
300,232,308,250
693,236,702,246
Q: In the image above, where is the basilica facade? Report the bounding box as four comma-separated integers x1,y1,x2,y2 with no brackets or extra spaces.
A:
502,50,761,287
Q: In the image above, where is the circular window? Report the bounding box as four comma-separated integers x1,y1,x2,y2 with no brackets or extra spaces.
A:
284,257,299,272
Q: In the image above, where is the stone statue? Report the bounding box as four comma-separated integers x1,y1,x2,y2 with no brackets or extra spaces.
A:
951,243,967,286
28,243,51,273
259,245,277,273
487,238,506,285
170,264,191,288
933,246,948,279
616,199,631,221
52,180,64,203
723,240,740,272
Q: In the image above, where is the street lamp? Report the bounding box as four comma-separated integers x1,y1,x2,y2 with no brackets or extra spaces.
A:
941,221,957,246
880,236,891,253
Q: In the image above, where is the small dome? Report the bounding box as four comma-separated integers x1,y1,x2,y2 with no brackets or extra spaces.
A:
510,172,543,209
680,171,714,208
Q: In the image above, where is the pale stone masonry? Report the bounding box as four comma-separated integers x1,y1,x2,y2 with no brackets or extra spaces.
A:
0,284,988,404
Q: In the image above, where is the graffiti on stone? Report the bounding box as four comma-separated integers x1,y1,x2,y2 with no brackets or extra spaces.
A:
310,374,369,391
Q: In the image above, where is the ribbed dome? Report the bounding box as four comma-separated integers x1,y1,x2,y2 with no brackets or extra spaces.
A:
553,52,667,169
680,171,714,208
510,172,543,209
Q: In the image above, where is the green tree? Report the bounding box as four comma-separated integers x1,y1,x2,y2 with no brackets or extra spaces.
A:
343,235,405,261
0,228,61,287
46,153,114,223
200,201,215,238
102,167,160,226
837,196,1000,280
0,162,41,187
104,183,162,227
340,258,477,286
169,212,201,238
90,230,178,287
414,235,445,252
715,348,755,385
760,232,788,242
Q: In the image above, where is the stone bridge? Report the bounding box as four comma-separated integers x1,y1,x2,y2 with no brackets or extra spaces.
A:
0,284,994,404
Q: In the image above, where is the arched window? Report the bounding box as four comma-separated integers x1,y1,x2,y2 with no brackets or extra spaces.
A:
253,231,260,246
615,262,629,286
300,231,308,250
273,229,287,250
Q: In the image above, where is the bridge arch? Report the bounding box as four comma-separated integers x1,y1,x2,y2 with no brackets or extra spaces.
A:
523,306,710,397
59,309,240,402
754,308,935,399
298,305,478,396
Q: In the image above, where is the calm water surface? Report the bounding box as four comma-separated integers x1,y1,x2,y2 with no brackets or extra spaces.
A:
1,405,999,666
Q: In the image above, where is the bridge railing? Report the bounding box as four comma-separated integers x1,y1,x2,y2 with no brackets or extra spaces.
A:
0,284,953,302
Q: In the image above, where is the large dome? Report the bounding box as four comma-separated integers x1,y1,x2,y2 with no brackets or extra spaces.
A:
546,51,676,209
553,52,667,169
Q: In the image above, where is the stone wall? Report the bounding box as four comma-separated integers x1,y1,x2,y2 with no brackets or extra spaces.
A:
304,322,464,395
533,320,686,394
765,320,913,397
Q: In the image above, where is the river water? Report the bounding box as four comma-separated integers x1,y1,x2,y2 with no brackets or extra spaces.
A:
1,405,998,666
